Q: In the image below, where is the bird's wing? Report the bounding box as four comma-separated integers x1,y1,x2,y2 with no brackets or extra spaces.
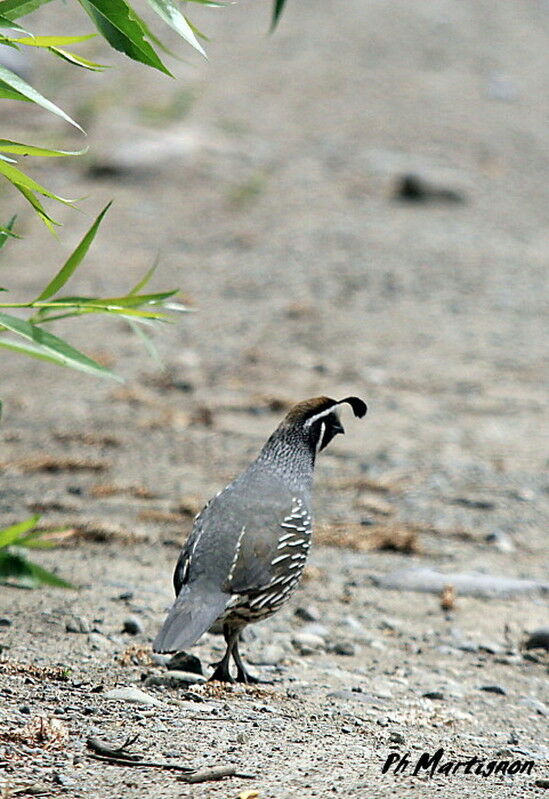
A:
224,495,312,594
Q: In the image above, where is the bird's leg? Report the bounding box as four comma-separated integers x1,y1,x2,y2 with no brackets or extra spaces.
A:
209,624,238,683
232,637,259,684
233,637,274,685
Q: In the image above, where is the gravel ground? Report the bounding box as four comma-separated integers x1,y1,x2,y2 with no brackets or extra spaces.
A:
1,1,548,797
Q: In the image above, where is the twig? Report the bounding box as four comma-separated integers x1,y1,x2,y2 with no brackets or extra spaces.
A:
86,753,194,772
87,735,142,761
178,766,254,783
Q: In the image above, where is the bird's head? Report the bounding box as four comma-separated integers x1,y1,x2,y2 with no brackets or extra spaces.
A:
281,395,367,454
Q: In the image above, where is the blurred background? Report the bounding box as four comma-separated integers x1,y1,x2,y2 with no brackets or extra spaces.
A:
1,0,547,558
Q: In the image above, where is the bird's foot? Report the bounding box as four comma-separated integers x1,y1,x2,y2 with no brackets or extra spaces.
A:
209,662,235,683
235,667,273,685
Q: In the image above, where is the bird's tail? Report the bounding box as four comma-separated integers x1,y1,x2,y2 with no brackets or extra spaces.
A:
153,584,228,653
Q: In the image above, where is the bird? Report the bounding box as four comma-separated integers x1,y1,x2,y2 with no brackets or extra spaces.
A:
153,395,367,683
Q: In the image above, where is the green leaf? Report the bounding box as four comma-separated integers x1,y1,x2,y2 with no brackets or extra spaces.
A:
0,159,75,203
271,0,287,31
144,0,206,57
12,34,97,47
129,260,158,295
184,16,209,43
76,0,171,75
0,311,122,380
0,80,31,101
0,550,74,588
0,139,87,158
127,317,162,365
49,47,108,71
36,202,112,301
0,0,54,21
12,183,59,231
0,12,27,30
0,514,40,547
0,64,83,130
0,214,18,249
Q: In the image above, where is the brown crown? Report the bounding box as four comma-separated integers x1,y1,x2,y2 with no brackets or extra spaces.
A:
281,395,367,428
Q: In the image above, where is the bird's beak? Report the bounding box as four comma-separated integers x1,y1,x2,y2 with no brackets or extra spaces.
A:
333,419,345,436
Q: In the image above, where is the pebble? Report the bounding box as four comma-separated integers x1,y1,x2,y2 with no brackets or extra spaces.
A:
328,690,387,706
375,567,548,598
480,684,507,695
0,618,11,628
292,632,325,655
167,652,203,674
294,605,321,622
388,732,405,744
122,616,144,635
104,687,162,706
519,697,548,716
423,690,445,700
330,640,357,657
143,670,206,688
66,615,91,634
87,633,113,652
524,627,549,652
248,644,286,666
300,623,329,639
485,531,515,553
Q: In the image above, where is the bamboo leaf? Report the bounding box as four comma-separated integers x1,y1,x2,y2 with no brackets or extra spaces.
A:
271,0,287,31
49,47,108,71
0,550,74,588
12,183,59,231
0,514,41,547
144,0,206,57
0,139,87,157
12,34,97,47
36,202,111,301
0,312,122,380
76,0,171,75
0,63,83,130
0,0,54,21
0,158,75,203
0,12,28,30
0,214,18,249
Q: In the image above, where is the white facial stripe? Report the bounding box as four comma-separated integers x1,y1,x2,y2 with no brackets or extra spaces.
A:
303,404,340,428
315,421,326,453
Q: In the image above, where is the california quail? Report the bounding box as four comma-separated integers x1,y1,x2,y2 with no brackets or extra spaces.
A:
153,395,367,683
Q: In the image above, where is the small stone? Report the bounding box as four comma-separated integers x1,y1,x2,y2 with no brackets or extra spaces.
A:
104,687,162,706
167,652,203,674
480,684,507,695
87,633,113,652
122,616,145,635
19,705,31,714
388,732,405,744
330,640,357,657
248,645,286,666
0,618,11,628
292,632,325,655
423,690,445,700
294,605,321,622
508,732,519,745
53,773,73,787
300,623,329,639
66,615,91,633
535,778,549,789
524,627,549,652
519,697,548,716
485,531,515,553
143,670,206,688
